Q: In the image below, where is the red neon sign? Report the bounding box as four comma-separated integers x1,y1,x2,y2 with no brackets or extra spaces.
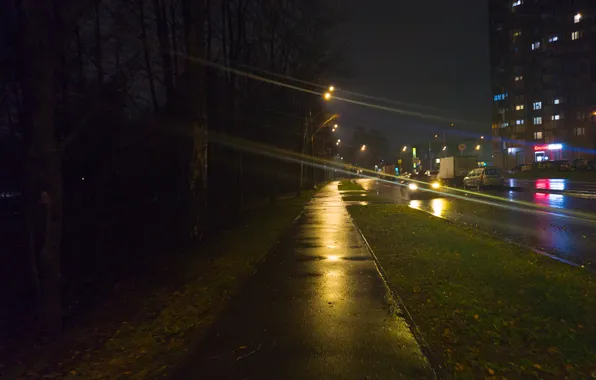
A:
534,143,562,151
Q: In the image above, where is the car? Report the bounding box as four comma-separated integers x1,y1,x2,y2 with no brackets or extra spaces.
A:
399,173,442,200
463,166,504,190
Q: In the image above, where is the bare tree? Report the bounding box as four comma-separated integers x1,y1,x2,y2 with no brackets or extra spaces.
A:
21,0,63,334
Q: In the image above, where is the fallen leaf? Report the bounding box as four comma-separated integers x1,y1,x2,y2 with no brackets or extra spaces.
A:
474,314,479,320
533,364,542,370
487,368,495,375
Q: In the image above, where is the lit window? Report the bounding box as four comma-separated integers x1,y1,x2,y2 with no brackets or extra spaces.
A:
552,114,561,120
493,93,508,102
532,42,541,50
533,117,542,125
515,76,523,81
548,36,559,43
534,131,543,139
574,13,582,23
574,127,586,136
500,122,509,128
516,104,524,111
554,98,561,105
533,101,542,110
512,0,522,7
572,31,580,40
516,119,524,125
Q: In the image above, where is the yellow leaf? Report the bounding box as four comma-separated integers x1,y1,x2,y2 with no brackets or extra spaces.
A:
487,368,495,375
474,314,479,320
533,364,542,370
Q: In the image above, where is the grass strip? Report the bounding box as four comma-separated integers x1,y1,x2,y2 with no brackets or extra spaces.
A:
338,179,365,191
348,203,596,379
8,191,314,380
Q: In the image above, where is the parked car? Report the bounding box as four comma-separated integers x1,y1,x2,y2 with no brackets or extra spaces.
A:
551,160,572,171
463,166,504,190
571,159,596,171
511,163,532,172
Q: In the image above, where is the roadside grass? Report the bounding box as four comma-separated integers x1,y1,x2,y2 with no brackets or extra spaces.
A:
338,179,365,191
342,192,390,203
348,204,596,379
6,191,314,380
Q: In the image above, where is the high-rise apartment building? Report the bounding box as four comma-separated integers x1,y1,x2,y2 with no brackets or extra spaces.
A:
489,0,596,167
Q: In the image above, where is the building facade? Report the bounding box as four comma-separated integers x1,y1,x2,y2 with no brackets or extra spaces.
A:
489,0,596,168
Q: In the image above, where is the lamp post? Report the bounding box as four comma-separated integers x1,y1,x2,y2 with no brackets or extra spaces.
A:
309,113,339,188
299,88,337,191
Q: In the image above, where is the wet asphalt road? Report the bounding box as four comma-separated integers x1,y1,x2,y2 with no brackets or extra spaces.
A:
357,178,596,269
175,182,433,379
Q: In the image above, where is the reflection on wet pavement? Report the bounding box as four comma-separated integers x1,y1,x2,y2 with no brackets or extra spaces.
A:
359,178,596,268
176,181,433,379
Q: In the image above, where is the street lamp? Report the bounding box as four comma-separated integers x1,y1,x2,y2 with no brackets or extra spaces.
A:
324,92,332,100
361,145,366,151
442,146,447,151
329,86,335,92
402,146,407,152
480,136,485,140
475,145,481,150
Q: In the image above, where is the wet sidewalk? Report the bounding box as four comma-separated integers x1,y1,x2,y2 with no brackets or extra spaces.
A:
174,182,433,379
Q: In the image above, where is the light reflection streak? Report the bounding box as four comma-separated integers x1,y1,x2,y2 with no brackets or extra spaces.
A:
409,200,421,209
431,198,445,217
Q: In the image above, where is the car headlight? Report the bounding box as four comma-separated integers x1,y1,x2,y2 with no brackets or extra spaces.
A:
408,183,418,190
431,182,440,189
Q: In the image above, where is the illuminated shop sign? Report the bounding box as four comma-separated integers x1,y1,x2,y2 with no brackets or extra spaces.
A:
534,144,562,151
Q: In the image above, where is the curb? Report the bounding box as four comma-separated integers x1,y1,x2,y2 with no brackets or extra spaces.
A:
344,208,441,379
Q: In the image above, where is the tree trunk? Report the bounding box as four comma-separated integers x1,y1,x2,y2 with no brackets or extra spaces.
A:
94,0,103,85
153,0,174,113
139,0,159,113
75,23,86,92
21,0,63,335
182,0,208,241
169,0,179,79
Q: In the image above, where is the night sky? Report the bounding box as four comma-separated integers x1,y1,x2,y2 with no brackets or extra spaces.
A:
327,0,491,153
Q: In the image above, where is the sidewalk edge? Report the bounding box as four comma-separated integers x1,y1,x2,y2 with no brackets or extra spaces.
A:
347,213,441,379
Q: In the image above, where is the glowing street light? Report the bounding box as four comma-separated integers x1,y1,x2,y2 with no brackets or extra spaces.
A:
337,139,341,143
324,92,332,100
442,146,447,151
329,85,335,92
480,136,485,139
434,134,438,138
475,145,481,150
334,124,338,129
361,145,366,151
402,146,407,152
